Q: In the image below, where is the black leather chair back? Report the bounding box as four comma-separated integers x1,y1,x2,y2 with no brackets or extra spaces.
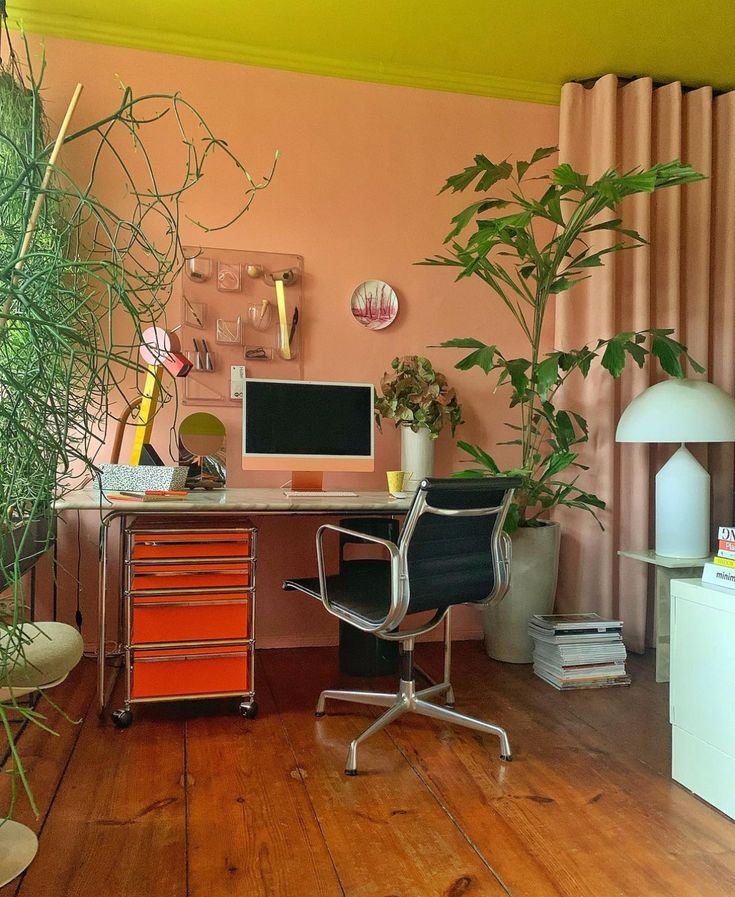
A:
398,478,520,615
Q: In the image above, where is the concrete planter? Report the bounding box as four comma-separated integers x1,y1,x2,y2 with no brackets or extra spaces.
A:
400,426,435,491
0,517,52,593
483,521,561,663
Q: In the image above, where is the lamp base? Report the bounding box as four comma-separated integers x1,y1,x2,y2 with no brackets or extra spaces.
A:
655,444,710,559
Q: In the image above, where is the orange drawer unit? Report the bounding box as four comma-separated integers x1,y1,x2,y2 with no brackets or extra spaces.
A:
112,515,257,728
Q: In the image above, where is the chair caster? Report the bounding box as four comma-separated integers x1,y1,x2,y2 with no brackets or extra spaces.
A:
112,708,132,729
344,768,358,776
239,701,258,720
314,711,325,718
501,754,513,762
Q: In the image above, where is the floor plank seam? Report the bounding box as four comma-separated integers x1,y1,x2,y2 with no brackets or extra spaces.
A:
14,678,97,896
258,655,348,897
385,723,516,897
184,719,191,897
561,699,673,781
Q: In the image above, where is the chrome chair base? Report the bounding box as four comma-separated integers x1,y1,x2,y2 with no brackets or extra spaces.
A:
316,676,511,776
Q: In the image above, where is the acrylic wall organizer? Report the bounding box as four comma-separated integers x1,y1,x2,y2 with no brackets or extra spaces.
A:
183,298,207,329
248,300,273,332
186,342,215,373
186,256,212,283
217,261,241,292
180,246,303,406
216,315,242,345
244,345,274,362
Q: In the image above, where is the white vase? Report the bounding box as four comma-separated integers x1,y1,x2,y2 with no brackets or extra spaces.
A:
483,521,561,663
400,426,435,491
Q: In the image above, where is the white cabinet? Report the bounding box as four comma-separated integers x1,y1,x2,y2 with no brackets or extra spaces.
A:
670,578,735,819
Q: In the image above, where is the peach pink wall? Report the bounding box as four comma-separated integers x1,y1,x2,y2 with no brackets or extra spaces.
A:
32,35,559,647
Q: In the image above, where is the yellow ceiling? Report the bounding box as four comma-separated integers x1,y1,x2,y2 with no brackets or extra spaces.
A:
9,1,735,105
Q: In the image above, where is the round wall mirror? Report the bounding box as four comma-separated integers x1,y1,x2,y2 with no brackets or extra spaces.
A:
178,413,226,488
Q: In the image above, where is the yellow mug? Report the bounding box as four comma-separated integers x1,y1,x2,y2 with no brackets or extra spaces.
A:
386,470,411,494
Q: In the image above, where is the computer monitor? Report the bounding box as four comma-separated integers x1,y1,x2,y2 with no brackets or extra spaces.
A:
242,378,374,492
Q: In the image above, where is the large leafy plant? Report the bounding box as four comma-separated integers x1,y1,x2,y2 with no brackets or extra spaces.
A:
374,355,462,438
423,148,704,531
0,38,273,815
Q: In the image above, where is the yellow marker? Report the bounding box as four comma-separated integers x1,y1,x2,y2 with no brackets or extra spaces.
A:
129,364,163,464
275,278,291,360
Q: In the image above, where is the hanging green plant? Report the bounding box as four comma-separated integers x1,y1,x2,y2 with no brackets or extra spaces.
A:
0,35,275,815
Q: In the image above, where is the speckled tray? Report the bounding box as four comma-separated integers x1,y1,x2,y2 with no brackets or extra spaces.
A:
99,465,188,492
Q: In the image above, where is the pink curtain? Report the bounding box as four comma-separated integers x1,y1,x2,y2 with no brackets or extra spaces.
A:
554,75,735,652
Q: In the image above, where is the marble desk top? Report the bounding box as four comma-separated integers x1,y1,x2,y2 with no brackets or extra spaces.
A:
55,487,412,515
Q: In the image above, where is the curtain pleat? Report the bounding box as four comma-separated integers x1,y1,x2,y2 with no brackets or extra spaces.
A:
555,76,735,652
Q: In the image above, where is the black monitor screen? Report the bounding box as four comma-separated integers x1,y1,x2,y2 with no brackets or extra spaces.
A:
243,380,373,457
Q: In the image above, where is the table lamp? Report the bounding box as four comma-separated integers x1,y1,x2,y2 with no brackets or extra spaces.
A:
616,379,735,559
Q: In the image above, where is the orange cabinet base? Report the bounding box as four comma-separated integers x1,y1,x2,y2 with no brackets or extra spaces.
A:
132,645,249,700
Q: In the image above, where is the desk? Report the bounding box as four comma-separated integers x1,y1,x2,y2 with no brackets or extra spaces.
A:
55,488,412,714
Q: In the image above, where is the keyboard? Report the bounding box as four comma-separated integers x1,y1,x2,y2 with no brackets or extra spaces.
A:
284,490,358,498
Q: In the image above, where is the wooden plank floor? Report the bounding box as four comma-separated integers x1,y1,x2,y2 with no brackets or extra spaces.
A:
2,646,734,897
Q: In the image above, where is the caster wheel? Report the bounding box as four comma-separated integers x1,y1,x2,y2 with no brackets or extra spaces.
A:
112,709,132,729
344,769,358,777
239,701,258,720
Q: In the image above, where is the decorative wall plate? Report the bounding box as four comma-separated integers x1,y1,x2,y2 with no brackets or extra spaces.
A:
350,280,398,330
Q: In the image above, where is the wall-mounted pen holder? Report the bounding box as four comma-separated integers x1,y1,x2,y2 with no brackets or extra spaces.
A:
182,245,304,407
248,300,273,332
183,298,207,329
244,345,274,362
216,315,242,345
186,345,215,373
217,261,241,292
186,256,212,283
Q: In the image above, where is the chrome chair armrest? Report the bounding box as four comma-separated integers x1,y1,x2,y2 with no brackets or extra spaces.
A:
315,524,405,634
500,531,512,583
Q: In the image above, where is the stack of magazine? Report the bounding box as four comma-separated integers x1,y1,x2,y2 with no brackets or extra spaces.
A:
529,614,631,690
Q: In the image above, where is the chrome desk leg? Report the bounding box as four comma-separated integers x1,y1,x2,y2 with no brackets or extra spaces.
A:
97,519,109,715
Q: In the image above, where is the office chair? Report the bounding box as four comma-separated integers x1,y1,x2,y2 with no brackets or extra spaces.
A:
283,476,520,775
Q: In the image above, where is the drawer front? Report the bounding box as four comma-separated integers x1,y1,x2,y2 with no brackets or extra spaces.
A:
131,532,252,561
132,599,249,645
132,645,249,699
130,565,251,593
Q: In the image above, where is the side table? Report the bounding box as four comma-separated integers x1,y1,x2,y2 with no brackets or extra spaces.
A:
617,549,709,683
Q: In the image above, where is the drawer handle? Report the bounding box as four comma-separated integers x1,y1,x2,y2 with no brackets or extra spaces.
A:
135,599,248,608
135,650,248,663
127,586,254,597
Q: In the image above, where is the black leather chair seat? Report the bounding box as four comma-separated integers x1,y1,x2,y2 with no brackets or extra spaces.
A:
284,559,392,625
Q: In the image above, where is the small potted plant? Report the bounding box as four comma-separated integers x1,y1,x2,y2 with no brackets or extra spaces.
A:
375,355,462,488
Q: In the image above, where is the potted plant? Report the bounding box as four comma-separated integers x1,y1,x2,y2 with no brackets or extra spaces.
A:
375,355,463,489
0,37,273,868
423,148,704,661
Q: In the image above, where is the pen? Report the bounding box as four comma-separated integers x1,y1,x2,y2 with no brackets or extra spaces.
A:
202,338,214,371
289,307,299,344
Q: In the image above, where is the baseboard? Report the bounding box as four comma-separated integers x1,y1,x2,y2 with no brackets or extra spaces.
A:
258,628,483,650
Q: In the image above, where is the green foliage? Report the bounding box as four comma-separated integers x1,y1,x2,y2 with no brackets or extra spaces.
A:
423,148,704,531
374,355,463,438
0,39,274,815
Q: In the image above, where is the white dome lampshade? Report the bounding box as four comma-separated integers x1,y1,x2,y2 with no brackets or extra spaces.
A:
616,379,735,559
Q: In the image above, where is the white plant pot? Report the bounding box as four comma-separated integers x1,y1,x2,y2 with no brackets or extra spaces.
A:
483,521,561,663
400,426,435,491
